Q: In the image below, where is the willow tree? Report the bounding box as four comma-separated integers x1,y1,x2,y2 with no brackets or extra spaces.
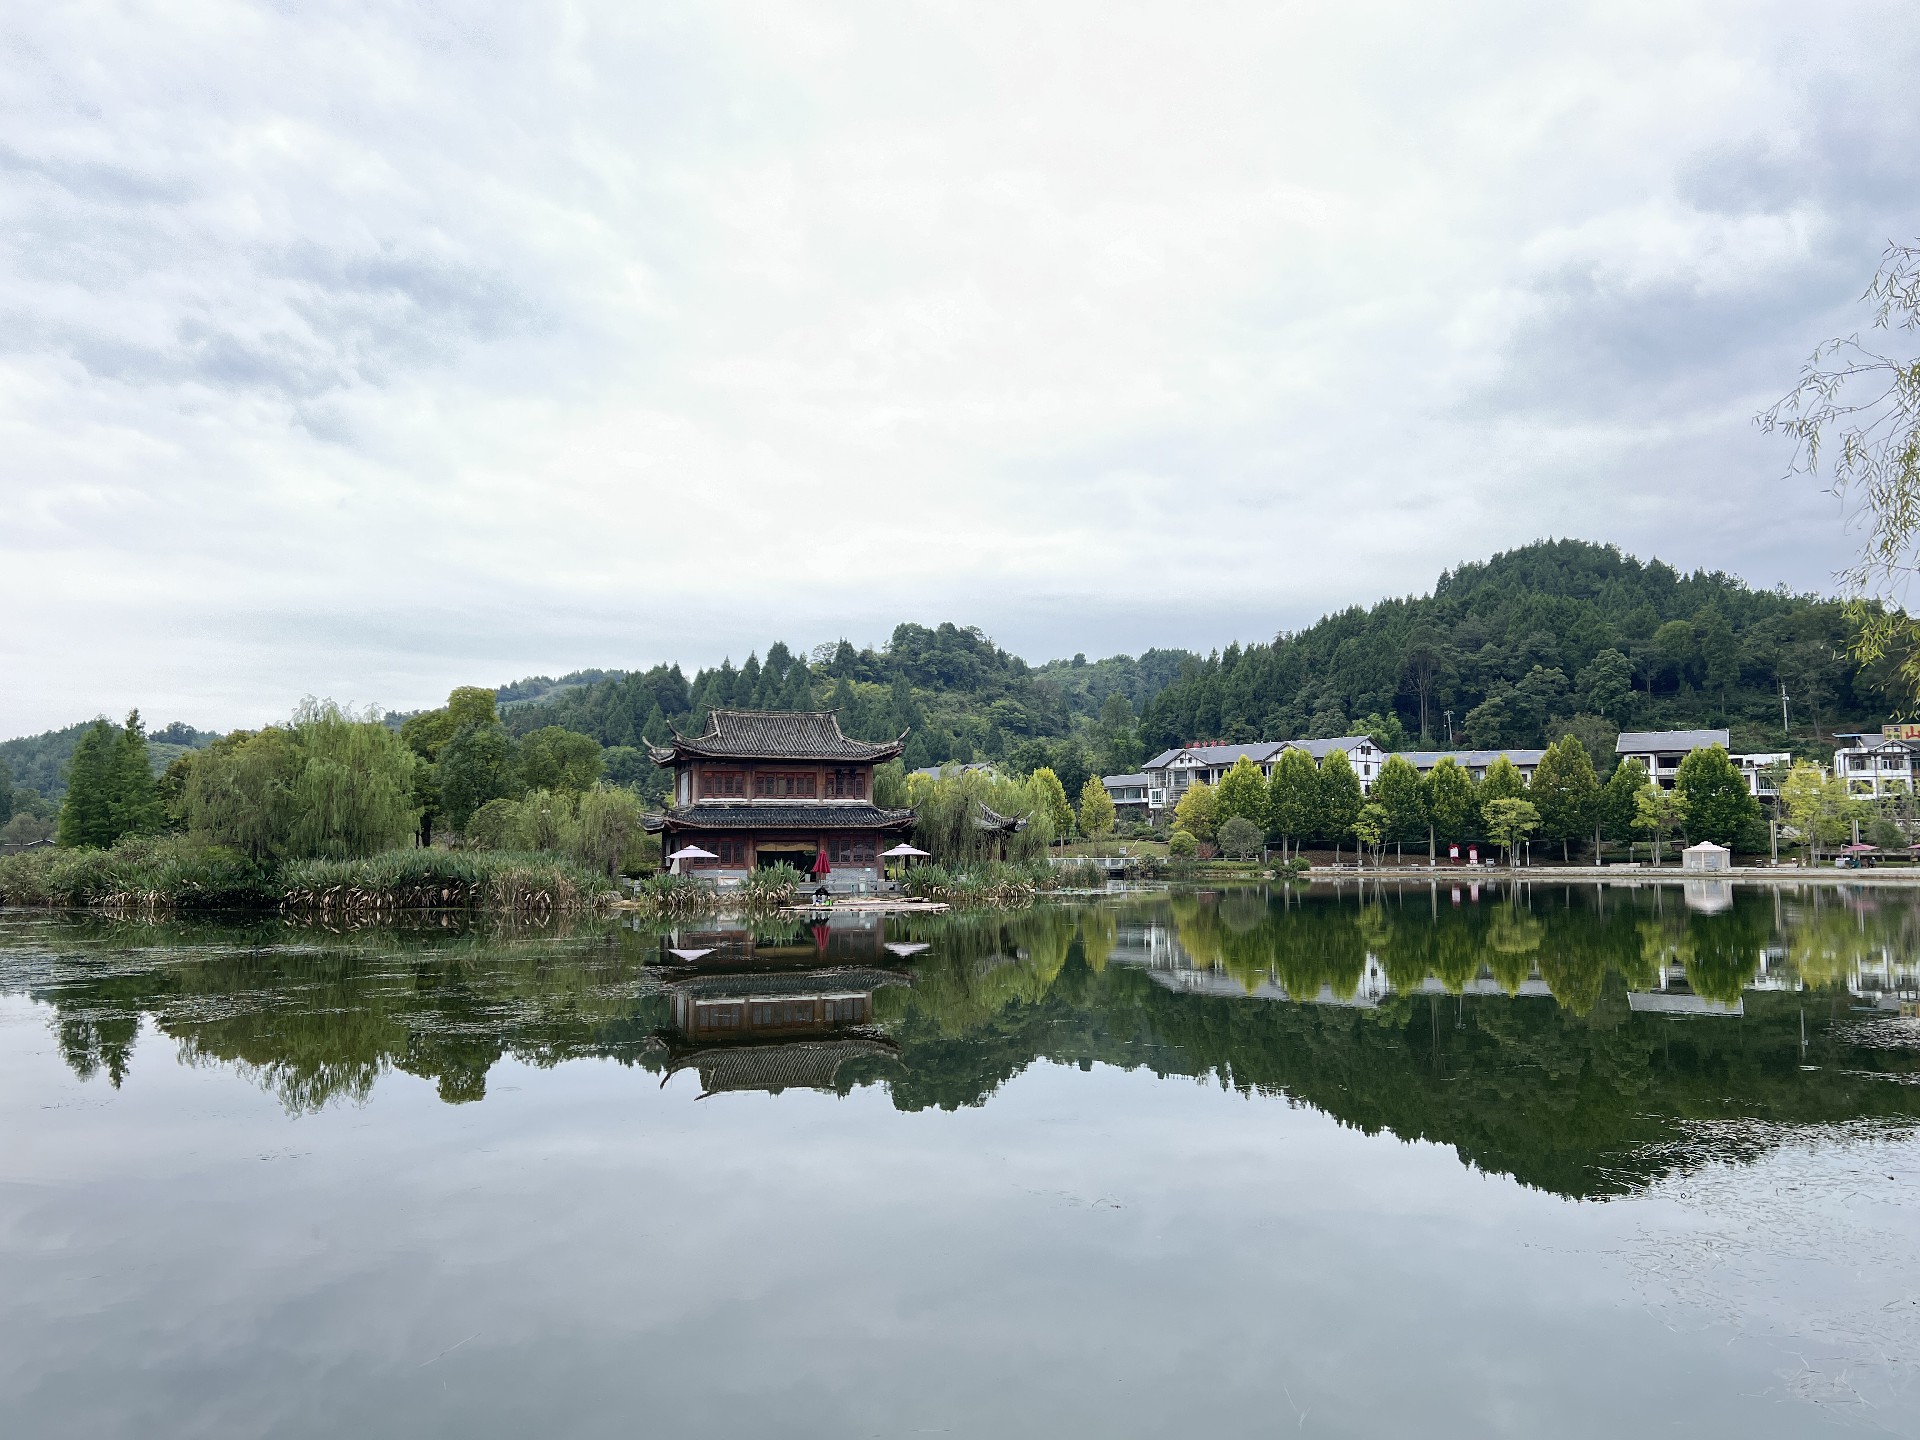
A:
1760,240,1920,700
285,702,419,859
187,729,302,861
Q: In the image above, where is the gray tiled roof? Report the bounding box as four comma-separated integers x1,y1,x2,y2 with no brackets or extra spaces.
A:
1142,737,1376,771
664,1035,903,1095
651,710,904,763
1398,749,1547,769
1102,773,1151,788
653,802,915,832
1615,729,1729,754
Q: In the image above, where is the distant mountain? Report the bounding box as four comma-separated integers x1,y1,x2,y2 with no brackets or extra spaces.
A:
8,540,1879,804
2,720,218,803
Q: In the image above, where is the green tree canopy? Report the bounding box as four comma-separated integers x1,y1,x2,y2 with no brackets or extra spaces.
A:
1214,756,1268,827
1217,815,1263,860
1421,757,1476,842
282,702,419,860
56,720,119,849
1077,774,1116,838
1482,797,1540,863
1633,785,1689,863
1174,781,1219,842
1317,748,1363,844
56,713,162,850
439,722,515,833
1674,744,1759,845
1372,755,1425,843
1267,747,1318,847
1478,754,1528,804
514,726,604,794
1029,767,1075,841
1600,758,1650,843
1531,735,1599,848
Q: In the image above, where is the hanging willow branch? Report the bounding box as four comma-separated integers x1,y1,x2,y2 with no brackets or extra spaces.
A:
1758,240,1920,702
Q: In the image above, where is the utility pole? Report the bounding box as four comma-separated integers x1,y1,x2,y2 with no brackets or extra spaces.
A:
1444,710,1454,746
1779,681,1791,736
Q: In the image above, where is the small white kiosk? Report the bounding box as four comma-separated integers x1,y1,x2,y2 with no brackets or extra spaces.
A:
1681,841,1731,874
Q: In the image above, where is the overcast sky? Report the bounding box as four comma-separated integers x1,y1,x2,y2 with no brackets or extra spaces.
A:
4,1,1918,736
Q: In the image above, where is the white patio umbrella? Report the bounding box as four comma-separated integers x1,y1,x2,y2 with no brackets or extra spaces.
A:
881,844,931,858
666,844,717,875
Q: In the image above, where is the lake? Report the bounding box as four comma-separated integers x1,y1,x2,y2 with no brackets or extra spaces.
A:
4,880,1919,1438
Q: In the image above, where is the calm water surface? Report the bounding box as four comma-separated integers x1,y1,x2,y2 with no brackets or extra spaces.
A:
4,881,1920,1438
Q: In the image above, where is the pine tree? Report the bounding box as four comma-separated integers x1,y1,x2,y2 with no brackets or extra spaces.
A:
56,719,118,848
109,710,163,841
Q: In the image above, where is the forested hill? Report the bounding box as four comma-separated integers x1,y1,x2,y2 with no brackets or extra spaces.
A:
1138,539,1879,758
5,540,1882,808
493,540,1879,803
497,626,1192,783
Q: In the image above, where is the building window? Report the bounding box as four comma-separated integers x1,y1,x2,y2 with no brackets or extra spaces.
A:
755,772,819,798
828,768,866,798
703,771,745,798
829,837,877,866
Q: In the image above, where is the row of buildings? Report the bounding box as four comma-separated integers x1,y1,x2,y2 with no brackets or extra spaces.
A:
1101,729,1795,824
634,709,1904,885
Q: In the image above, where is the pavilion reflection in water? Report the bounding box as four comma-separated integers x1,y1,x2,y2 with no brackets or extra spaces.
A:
647,911,917,1099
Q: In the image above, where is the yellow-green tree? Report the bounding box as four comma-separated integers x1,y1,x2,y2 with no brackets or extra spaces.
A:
1077,774,1116,839
1633,785,1688,865
1174,781,1219,843
1215,756,1268,828
1482,797,1540,866
1029,767,1075,845
1778,762,1862,863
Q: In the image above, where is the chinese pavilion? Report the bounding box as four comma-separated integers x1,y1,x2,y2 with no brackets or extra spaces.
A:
643,710,915,889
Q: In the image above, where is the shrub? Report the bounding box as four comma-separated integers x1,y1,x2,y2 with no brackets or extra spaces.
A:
1168,829,1199,859
1218,816,1264,860
741,863,804,907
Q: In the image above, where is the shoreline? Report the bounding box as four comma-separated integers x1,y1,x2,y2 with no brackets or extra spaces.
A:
1304,864,1920,885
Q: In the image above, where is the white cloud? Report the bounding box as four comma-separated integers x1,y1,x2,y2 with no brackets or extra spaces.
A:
2,0,1917,733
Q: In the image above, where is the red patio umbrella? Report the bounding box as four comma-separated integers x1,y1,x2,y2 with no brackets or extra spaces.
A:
812,846,832,876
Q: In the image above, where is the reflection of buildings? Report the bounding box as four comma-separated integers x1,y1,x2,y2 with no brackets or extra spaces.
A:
1625,965,1745,1017
647,912,913,1097
1105,919,1553,1009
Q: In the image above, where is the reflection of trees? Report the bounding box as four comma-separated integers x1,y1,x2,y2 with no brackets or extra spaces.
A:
19,915,670,1111
12,887,1920,1199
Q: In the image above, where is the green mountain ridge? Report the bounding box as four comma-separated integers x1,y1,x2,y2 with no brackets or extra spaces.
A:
5,539,1885,805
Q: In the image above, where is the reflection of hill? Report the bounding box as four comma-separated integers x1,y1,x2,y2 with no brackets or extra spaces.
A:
5,887,1920,1198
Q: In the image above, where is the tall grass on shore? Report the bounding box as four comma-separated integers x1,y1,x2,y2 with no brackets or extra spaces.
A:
0,834,618,916
282,850,614,919
901,860,1052,908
